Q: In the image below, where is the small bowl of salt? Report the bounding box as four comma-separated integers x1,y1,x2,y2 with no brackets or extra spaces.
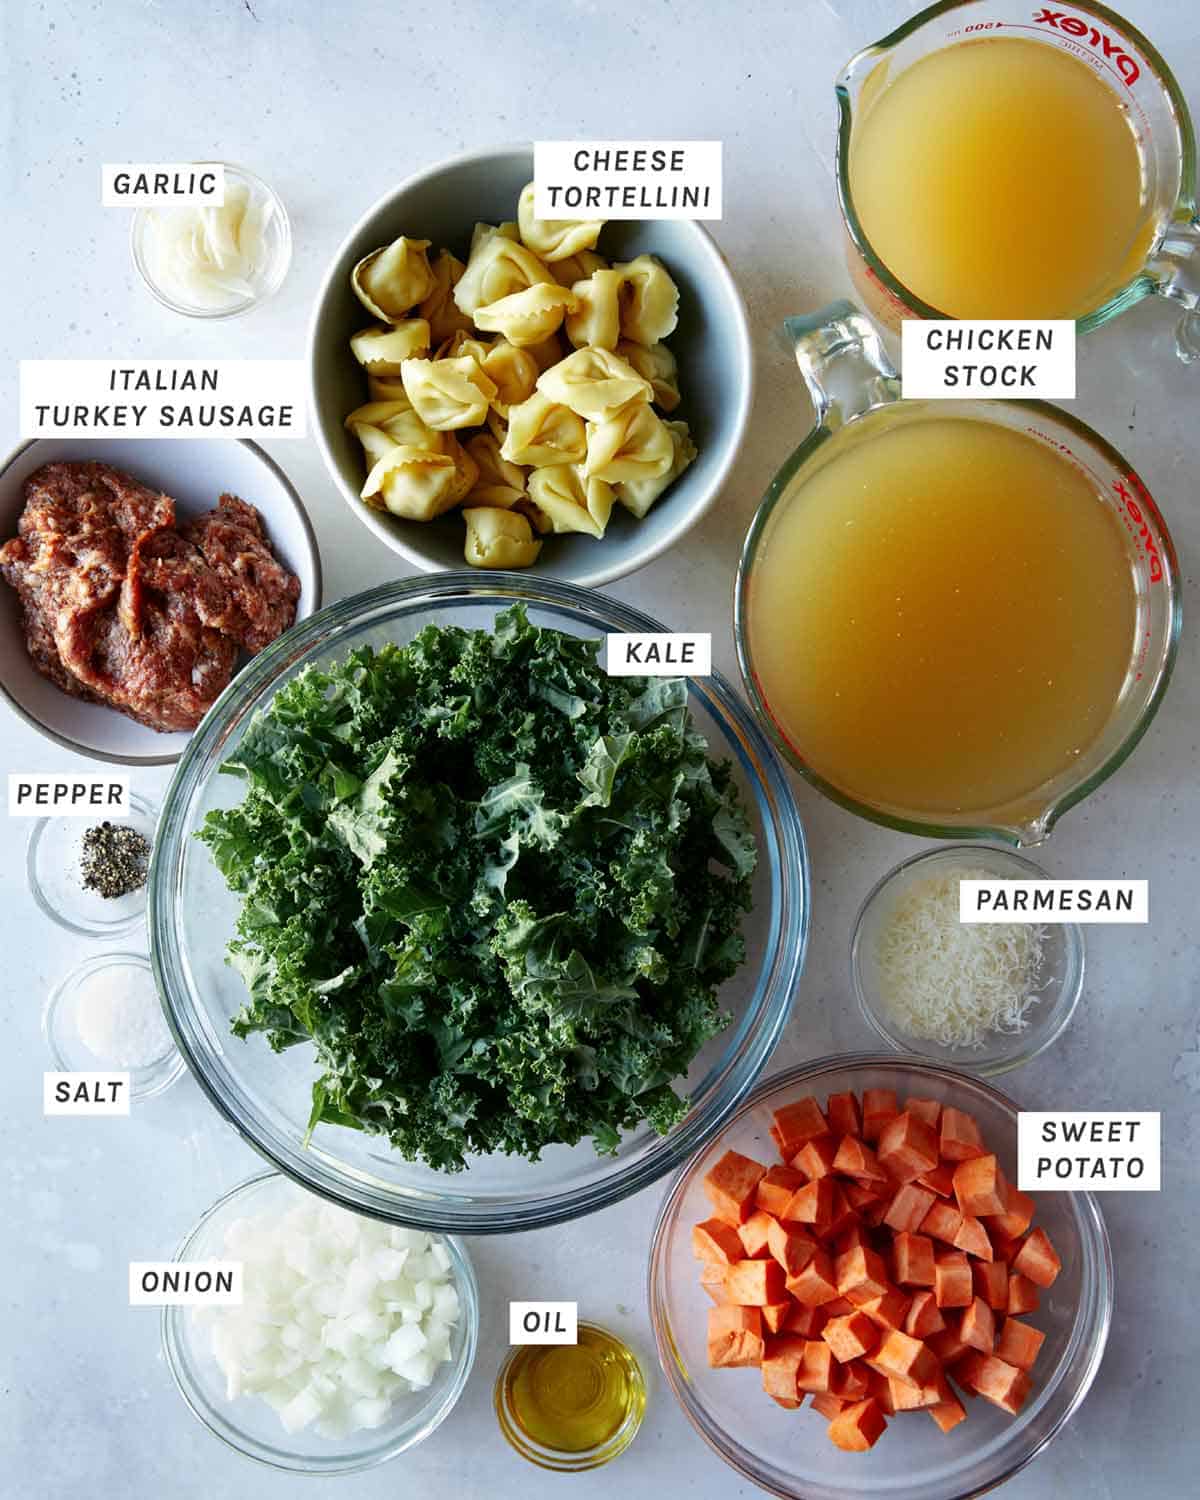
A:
44,951,184,1100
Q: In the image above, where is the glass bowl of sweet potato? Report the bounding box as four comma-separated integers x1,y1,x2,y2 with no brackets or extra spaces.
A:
647,1054,1112,1500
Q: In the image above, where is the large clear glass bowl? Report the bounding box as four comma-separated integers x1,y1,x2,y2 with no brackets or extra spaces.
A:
647,1056,1112,1500
149,574,809,1233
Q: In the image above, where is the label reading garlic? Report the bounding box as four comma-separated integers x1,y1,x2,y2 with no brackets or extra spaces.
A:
102,162,225,206
534,141,723,220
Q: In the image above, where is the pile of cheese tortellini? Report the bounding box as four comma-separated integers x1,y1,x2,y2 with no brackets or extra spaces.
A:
343,183,695,569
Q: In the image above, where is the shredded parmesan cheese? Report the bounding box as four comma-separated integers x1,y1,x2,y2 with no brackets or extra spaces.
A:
873,866,1047,1049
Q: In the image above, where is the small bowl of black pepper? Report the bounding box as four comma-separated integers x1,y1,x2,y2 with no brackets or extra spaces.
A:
27,792,158,938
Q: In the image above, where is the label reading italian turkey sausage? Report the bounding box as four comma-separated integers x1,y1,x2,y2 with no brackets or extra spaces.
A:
1017,1112,1161,1191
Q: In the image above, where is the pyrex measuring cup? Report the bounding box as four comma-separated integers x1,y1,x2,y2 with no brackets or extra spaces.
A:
836,0,1200,360
734,301,1181,847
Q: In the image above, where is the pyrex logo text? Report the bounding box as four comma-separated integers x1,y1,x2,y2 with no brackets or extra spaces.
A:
1033,9,1141,86
1114,478,1163,583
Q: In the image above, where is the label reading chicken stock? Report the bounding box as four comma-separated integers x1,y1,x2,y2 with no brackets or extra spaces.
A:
19,360,307,439
902,321,1076,399
534,141,722,220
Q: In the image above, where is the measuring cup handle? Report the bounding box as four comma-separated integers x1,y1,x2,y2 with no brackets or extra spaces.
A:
782,300,901,428
1149,215,1200,364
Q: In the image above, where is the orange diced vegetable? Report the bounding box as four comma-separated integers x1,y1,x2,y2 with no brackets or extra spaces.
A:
796,1338,835,1393
828,1397,888,1451
786,1249,839,1307
989,1181,1035,1238
761,1334,808,1402
738,1210,777,1260
973,1260,1009,1310
784,1302,828,1338
707,1304,764,1367
826,1090,862,1138
928,1392,968,1433
692,1217,744,1265
703,1149,767,1225
884,1183,937,1234
862,1089,899,1142
903,1290,945,1340
833,1136,890,1186
700,1261,733,1304
822,1311,879,1363
1007,1272,1041,1316
783,1176,835,1232
767,1218,817,1277
878,1111,940,1183
843,1180,886,1214
995,1317,1046,1370
821,1296,857,1318
825,1183,858,1240
771,1096,830,1160
905,1096,942,1127
755,1164,805,1218
934,1250,973,1308
921,1201,964,1244
1012,1227,1061,1288
953,1155,1007,1217
928,1326,970,1366
834,1223,870,1256
865,1367,897,1415
960,1296,995,1354
940,1106,985,1162
855,1288,912,1331
893,1231,935,1287
918,1163,956,1197
793,1134,839,1180
810,1392,848,1419
726,1258,787,1306
873,1329,938,1387
763,1302,792,1334
953,1213,994,1262
835,1244,891,1301
830,1359,870,1400
956,1352,1031,1415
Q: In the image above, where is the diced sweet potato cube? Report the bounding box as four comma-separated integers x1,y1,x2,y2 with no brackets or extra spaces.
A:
973,1260,1009,1310
792,1134,839,1180
830,1359,870,1400
755,1165,804,1218
904,1290,946,1339
786,1249,839,1307
928,1392,968,1433
784,1302,828,1337
825,1183,858,1240
692,1217,745,1265
953,1214,994,1262
1007,1272,1041,1316
958,1352,1032,1415
763,1302,792,1334
822,1311,879,1363
703,1150,767,1225
921,1201,964,1244
854,1288,912,1330
996,1317,1046,1370
934,1250,973,1308
864,1367,896,1415
873,1330,938,1388
884,1183,937,1234
770,1097,829,1160
833,1136,890,1186
1012,1227,1062,1288
953,1155,1007,1217
826,1090,861,1138
960,1296,995,1353
887,1374,927,1412
904,1096,942,1127
893,1231,935,1287
821,1296,856,1318
707,1305,764,1367
726,1259,787,1306
918,1163,956,1197
835,1244,891,1301
862,1088,898,1142
810,1392,847,1419
782,1176,834,1232
700,1261,733,1303
843,1181,885,1215
989,1181,1036,1238
878,1111,940,1183
828,1397,888,1451
928,1326,970,1366
738,1210,776,1260
834,1224,869,1256
940,1106,985,1162
767,1218,817,1277
769,1395,803,1411
761,1334,807,1401
990,1227,1023,1264
796,1339,835,1393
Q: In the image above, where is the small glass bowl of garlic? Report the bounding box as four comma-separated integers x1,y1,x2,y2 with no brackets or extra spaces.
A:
130,162,292,318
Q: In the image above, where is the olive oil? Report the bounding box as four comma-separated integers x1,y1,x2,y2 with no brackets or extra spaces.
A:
496,1323,646,1470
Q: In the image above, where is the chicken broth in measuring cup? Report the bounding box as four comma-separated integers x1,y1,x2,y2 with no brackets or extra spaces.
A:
746,414,1137,824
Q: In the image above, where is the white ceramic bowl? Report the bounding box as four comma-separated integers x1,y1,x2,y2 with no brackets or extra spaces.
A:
308,144,753,588
0,437,322,764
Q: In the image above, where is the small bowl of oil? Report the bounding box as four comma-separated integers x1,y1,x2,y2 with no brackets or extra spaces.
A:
494,1323,646,1472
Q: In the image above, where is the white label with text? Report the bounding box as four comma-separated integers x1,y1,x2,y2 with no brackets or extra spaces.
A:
20,360,307,439
101,162,225,206
606,632,711,676
9,772,129,817
1018,1112,1160,1191
902,321,1076,399
130,1261,244,1306
534,140,722,220
44,1072,130,1117
959,879,1148,924
509,1301,578,1345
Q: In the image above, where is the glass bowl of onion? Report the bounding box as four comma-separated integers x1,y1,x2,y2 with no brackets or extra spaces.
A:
161,1170,479,1473
851,845,1085,1076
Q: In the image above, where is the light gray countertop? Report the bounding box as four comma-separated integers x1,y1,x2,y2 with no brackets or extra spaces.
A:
1,2,1196,1496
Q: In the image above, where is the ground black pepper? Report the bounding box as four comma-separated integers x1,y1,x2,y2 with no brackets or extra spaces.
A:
79,822,151,899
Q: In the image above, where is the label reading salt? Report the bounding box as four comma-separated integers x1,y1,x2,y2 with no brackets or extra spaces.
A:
534,141,722,220
959,879,1148,924
19,360,307,439
129,1261,244,1306
101,162,224,207
1018,1112,1161,1191
43,1072,130,1117
605,632,711,676
9,772,129,817
901,321,1076,399
509,1301,579,1345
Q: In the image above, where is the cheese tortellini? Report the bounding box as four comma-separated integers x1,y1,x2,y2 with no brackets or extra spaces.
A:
341,184,697,568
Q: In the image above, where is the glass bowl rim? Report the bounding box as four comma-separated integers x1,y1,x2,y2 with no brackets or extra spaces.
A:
160,1167,480,1474
149,571,810,1233
850,844,1086,1076
646,1052,1114,1500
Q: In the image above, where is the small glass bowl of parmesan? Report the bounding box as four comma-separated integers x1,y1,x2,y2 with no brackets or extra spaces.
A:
851,845,1085,1075
130,162,292,318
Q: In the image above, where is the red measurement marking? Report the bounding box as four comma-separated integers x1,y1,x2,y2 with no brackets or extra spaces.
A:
1112,475,1163,583
1030,8,1140,87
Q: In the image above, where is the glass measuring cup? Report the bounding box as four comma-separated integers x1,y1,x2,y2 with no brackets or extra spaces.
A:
734,300,1181,847
836,0,1200,360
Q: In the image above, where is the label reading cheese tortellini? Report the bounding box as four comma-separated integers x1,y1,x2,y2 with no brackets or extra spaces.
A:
534,141,722,220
